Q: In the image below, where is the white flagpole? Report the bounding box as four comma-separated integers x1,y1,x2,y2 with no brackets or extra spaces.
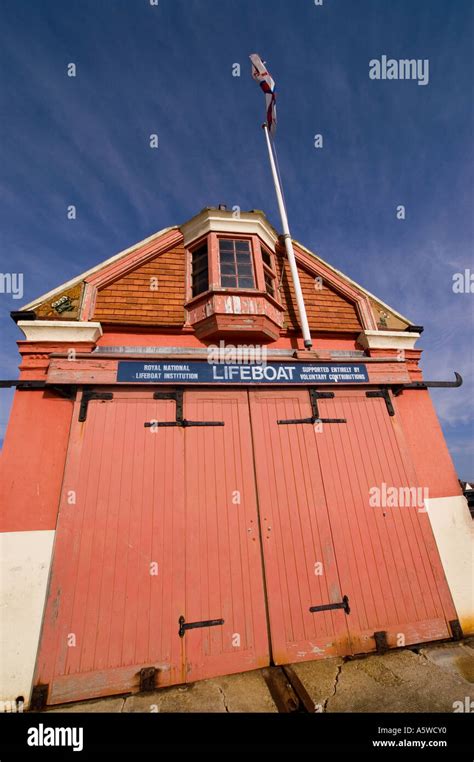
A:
262,123,313,349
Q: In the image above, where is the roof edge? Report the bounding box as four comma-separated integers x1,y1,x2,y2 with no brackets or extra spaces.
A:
292,238,414,327
19,226,177,312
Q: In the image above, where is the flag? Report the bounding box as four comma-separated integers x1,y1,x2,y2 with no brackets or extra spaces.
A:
249,53,277,136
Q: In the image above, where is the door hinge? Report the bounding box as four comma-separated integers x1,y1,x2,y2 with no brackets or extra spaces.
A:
178,615,225,638
278,389,347,425
139,667,157,692
145,390,224,428
309,595,350,615
78,390,114,422
30,683,49,710
449,619,464,641
366,389,395,416
373,630,389,654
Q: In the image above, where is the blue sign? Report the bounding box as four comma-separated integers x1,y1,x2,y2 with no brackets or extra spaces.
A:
117,361,369,385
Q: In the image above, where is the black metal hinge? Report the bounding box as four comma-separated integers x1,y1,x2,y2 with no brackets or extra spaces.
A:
278,389,347,425
373,630,389,654
309,595,350,615
145,390,224,429
30,684,49,710
79,390,114,422
391,372,462,397
178,615,225,638
139,667,157,692
449,619,464,641
366,388,395,416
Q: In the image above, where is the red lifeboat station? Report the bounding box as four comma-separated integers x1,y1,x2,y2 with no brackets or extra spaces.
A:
0,206,472,709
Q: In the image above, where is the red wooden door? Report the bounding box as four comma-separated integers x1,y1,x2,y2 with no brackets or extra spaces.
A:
248,389,352,665
182,390,269,681
249,388,457,663
34,390,186,704
35,385,458,705
313,390,457,653
34,388,269,705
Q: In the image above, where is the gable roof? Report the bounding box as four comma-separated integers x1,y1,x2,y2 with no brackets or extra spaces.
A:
18,209,413,329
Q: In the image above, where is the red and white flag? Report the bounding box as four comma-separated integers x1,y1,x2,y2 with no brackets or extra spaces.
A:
249,53,277,136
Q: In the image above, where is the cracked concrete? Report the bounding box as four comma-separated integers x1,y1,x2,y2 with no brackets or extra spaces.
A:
321,661,344,712
217,685,230,713
291,642,474,713
287,657,344,712
43,641,474,714
122,670,277,713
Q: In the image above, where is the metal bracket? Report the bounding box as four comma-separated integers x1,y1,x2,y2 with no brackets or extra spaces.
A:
374,630,389,654
309,595,350,615
50,385,77,401
145,390,224,429
391,372,462,397
449,619,464,641
178,615,225,638
366,388,395,416
278,389,347,425
0,380,48,390
79,390,114,422
30,684,49,710
0,380,77,400
139,667,157,692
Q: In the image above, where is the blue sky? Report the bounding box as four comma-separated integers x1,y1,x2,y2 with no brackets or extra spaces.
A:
0,0,472,478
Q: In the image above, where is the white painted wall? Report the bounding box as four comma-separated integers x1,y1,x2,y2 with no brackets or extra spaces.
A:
426,495,474,635
0,530,54,707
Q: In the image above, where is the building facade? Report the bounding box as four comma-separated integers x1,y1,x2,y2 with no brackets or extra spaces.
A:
1,207,472,708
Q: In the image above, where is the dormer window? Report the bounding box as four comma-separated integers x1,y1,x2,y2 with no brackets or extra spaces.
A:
191,242,209,297
218,239,255,289
183,209,285,340
262,247,276,297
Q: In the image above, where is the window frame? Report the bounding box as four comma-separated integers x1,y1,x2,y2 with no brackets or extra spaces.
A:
261,245,277,298
188,237,211,300
185,232,282,306
216,235,257,290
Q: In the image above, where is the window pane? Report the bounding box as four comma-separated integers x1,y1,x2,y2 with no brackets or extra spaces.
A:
220,263,236,275
235,240,250,253
239,277,254,288
191,244,209,296
237,264,252,276
219,239,234,252
220,252,234,265
265,273,275,296
221,274,237,287
236,252,251,265
262,249,272,268
194,273,207,289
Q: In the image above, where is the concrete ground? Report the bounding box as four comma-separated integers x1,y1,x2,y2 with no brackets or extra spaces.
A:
44,639,474,714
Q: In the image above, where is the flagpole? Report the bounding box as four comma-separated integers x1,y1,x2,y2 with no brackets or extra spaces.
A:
262,123,313,349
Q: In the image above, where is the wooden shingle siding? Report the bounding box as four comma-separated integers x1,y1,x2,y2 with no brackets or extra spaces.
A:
92,242,361,332
275,254,362,332
93,244,186,325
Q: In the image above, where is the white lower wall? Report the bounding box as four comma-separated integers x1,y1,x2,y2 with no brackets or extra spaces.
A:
426,495,474,635
0,530,55,707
